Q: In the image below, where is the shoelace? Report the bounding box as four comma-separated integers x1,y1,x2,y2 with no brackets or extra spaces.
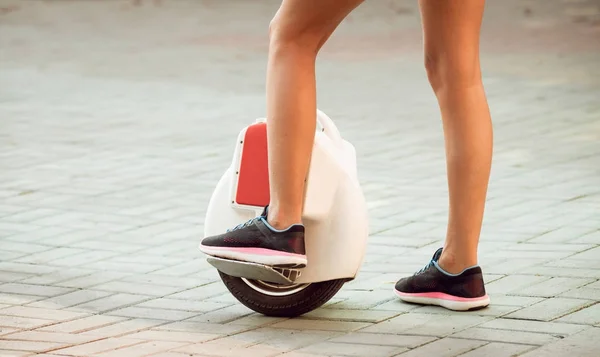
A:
226,217,259,232
415,259,435,275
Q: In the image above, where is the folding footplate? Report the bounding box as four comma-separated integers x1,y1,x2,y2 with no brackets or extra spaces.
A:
207,257,303,285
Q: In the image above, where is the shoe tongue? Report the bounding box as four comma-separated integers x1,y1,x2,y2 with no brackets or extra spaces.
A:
432,248,443,262
261,205,269,218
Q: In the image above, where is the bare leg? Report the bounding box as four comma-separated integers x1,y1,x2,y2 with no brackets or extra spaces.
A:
419,0,493,273
266,0,364,229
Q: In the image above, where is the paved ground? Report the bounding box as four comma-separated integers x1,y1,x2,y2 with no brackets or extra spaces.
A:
1,0,600,356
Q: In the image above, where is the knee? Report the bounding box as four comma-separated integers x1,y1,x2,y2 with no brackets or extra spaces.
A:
424,50,482,94
268,15,330,56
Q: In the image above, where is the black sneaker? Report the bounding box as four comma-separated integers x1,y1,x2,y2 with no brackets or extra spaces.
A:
199,207,307,267
394,248,490,311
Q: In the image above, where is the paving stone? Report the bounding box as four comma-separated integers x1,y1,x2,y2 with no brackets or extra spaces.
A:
0,330,97,345
328,332,436,348
0,284,73,298
106,306,199,321
49,337,145,356
0,350,31,357
360,313,492,337
479,295,544,308
38,315,128,334
0,271,32,283
271,319,371,332
457,342,536,357
556,303,600,325
152,321,250,335
518,327,600,357
484,275,551,295
55,272,131,289
175,341,287,357
303,308,402,323
186,305,254,324
0,340,66,352
567,247,600,260
560,287,600,300
0,306,88,322
226,314,286,328
226,328,342,351
136,297,230,313
0,315,54,329
80,318,168,337
90,281,184,297
71,293,154,313
479,318,588,336
94,341,188,357
505,298,596,322
394,338,486,357
28,289,114,309
122,329,219,343
299,341,407,357
18,268,98,286
513,277,596,298
0,327,20,336
452,327,561,345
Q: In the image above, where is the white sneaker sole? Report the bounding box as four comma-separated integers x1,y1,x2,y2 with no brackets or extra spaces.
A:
199,244,307,267
395,289,490,311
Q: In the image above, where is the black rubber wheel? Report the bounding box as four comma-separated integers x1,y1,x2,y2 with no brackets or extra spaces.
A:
218,271,346,317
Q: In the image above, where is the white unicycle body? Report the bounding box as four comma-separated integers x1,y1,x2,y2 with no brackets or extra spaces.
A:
201,110,369,317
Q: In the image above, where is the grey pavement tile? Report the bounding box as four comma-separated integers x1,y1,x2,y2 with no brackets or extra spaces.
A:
153,321,251,335
299,341,407,357
0,315,55,329
48,337,145,356
106,306,200,321
137,298,230,313
27,289,114,309
94,341,189,357
0,340,67,353
89,281,185,297
17,268,97,286
328,332,436,348
566,247,600,260
518,327,600,357
560,286,600,300
37,315,127,334
556,303,600,325
302,308,403,323
394,338,486,357
505,297,596,322
0,283,73,298
226,328,342,351
80,318,169,338
0,271,32,283
513,277,596,298
360,313,491,337
452,327,561,345
479,318,588,336
0,306,88,321
121,329,219,343
71,293,155,313
457,342,537,357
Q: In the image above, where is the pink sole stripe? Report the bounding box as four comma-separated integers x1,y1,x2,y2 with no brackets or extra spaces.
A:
200,245,305,258
395,289,489,302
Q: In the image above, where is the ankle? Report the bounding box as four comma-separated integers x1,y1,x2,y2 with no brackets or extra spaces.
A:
438,251,478,275
266,206,302,230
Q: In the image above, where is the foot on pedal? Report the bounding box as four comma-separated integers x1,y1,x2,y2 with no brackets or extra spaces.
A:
207,256,303,285
200,206,307,267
